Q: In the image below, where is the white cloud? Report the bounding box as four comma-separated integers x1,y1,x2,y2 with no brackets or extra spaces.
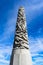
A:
29,36,43,65
26,2,43,11
0,59,9,64
23,2,43,25
0,45,12,65
0,2,43,65
0,9,17,43
0,8,17,65
30,2,43,10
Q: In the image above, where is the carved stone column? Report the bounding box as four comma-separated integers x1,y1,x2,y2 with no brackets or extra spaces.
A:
10,7,32,65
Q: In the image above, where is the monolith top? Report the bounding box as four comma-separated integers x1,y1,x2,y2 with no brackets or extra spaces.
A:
13,7,29,49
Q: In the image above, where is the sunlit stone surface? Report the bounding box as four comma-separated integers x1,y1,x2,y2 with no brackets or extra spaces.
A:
10,7,32,65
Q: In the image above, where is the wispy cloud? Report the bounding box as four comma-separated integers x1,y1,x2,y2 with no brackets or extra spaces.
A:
0,45,12,65
0,9,17,44
25,2,43,23
0,6,17,65
0,36,43,65
29,2,43,11
0,9,16,65
26,1,43,11
0,0,43,65
0,59,9,64
29,36,43,65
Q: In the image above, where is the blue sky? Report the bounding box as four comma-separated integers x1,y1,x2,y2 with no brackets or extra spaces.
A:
0,0,43,65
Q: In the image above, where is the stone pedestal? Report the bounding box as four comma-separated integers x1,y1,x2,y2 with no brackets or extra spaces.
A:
13,48,32,65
